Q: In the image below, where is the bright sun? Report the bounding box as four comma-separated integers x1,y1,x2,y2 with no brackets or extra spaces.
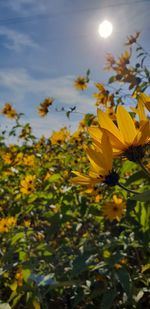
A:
98,20,113,38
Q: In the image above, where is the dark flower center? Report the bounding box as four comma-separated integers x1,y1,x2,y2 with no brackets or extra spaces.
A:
113,206,118,212
104,170,119,186
124,145,146,162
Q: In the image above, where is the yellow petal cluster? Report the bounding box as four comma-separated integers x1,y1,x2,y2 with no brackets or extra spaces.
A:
20,175,36,195
37,97,54,117
72,133,117,186
0,217,17,233
125,32,140,46
94,105,150,159
1,103,17,119
102,195,126,222
93,83,114,107
50,127,70,145
74,76,88,91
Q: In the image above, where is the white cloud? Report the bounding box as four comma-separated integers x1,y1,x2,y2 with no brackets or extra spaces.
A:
0,69,95,112
0,68,95,139
4,0,47,15
0,26,38,51
3,0,67,15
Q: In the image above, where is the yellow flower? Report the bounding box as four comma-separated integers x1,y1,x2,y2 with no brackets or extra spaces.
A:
20,175,36,195
23,154,35,166
74,76,88,91
3,153,13,164
0,217,17,233
102,195,126,222
114,258,128,269
24,220,31,227
70,130,83,144
37,106,49,117
95,194,102,203
125,32,140,45
19,124,32,139
1,103,17,119
50,127,70,145
15,152,24,165
93,83,114,107
117,50,131,68
15,269,23,287
104,53,116,70
97,106,150,161
72,133,119,187
37,97,54,117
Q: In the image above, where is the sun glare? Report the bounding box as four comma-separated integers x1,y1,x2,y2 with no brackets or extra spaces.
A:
98,20,113,38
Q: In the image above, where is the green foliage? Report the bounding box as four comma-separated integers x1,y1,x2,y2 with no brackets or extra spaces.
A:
0,34,150,308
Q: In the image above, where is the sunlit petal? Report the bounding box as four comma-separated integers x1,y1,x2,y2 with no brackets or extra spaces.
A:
97,109,124,143
116,106,137,145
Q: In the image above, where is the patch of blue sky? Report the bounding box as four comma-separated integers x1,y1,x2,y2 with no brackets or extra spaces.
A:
0,0,150,141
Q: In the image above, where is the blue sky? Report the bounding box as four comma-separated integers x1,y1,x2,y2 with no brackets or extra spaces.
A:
0,0,150,140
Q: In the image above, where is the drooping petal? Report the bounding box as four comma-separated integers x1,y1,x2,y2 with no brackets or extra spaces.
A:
100,133,112,172
102,128,125,152
71,171,97,185
92,139,103,152
138,93,150,112
88,127,103,143
86,147,106,173
137,99,147,121
89,169,103,181
97,109,124,143
116,106,137,145
133,121,150,146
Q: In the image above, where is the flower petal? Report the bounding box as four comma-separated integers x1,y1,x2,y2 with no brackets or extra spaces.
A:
71,171,97,185
116,106,137,145
100,134,112,171
97,109,124,143
88,127,103,143
86,146,106,174
133,121,150,145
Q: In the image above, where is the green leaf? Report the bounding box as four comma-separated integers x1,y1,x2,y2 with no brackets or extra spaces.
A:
140,205,150,231
72,253,90,276
115,268,132,298
84,113,94,126
125,171,146,186
47,174,61,183
66,111,70,118
11,232,25,245
0,304,11,309
131,190,150,202
121,160,136,175
100,289,116,309
108,76,116,84
22,268,31,282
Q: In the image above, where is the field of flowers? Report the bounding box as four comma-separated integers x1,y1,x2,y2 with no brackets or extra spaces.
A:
0,33,149,308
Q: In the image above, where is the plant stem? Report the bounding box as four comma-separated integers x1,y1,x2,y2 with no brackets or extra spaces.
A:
138,160,150,178
117,182,139,194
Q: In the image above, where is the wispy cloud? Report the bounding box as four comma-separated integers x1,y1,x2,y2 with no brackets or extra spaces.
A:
4,0,47,15
0,68,95,138
0,68,95,112
0,26,38,51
